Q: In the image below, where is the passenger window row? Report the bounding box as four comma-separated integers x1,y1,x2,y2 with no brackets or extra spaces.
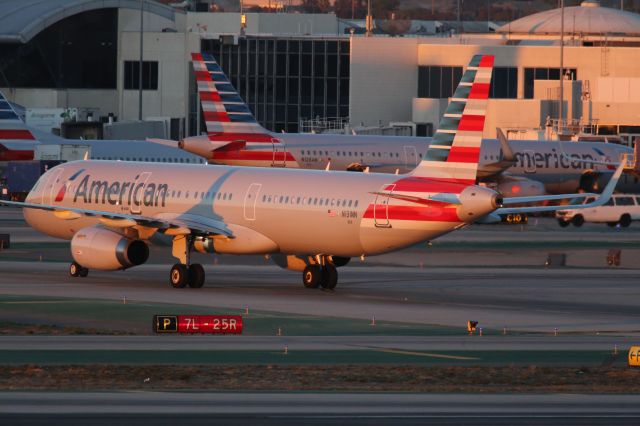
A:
261,194,358,208
94,157,205,164
300,150,401,158
169,190,233,201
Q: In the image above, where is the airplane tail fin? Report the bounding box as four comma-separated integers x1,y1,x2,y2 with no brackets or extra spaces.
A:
191,52,273,143
0,91,35,141
410,54,494,184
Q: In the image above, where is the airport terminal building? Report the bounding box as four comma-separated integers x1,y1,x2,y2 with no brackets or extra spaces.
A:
1,0,640,141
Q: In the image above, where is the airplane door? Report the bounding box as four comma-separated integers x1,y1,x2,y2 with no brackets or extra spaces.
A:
374,184,395,228
46,168,65,204
130,172,151,214
524,150,536,173
404,146,418,170
243,183,262,221
272,138,286,167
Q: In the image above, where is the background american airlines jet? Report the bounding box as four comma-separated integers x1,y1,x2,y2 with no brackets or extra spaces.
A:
1,55,621,290
167,53,633,197
0,92,203,165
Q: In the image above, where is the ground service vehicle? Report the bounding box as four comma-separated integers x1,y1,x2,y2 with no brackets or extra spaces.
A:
557,194,640,227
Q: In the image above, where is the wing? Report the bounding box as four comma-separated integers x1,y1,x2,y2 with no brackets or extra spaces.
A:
496,160,625,214
0,200,233,238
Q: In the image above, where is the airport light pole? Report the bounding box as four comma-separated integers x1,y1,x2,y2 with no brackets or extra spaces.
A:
558,0,564,136
139,0,144,121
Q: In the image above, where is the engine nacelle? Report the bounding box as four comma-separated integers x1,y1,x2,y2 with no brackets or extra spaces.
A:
71,226,149,270
456,185,501,222
496,176,546,198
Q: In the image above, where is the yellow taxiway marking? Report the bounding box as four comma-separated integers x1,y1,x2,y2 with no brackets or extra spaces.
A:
376,348,478,360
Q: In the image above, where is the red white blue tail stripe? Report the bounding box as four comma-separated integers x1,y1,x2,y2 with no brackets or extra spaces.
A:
411,54,494,185
0,92,35,141
191,53,273,143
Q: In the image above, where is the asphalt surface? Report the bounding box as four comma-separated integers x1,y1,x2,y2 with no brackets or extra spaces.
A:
0,335,634,351
1,261,639,332
1,393,639,425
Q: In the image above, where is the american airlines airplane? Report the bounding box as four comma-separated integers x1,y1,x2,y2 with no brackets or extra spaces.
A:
0,55,621,290
163,52,633,197
0,92,204,165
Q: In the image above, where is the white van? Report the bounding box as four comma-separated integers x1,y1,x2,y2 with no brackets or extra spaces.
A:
556,194,640,227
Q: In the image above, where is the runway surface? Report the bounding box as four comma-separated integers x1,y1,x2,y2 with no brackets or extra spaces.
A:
1,393,639,425
1,261,639,332
0,335,634,351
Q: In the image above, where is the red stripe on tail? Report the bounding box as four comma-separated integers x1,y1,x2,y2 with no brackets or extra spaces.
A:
200,92,222,102
479,55,494,68
208,133,274,143
203,111,230,122
468,83,490,100
0,129,35,140
447,147,481,163
458,114,486,132
194,70,212,82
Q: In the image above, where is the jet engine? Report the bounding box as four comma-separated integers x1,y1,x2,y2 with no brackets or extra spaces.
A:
579,171,601,192
71,226,149,270
456,186,502,221
495,176,546,198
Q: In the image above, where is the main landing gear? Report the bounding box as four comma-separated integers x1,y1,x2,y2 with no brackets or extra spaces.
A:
302,256,338,290
69,261,89,278
170,235,205,289
169,263,205,289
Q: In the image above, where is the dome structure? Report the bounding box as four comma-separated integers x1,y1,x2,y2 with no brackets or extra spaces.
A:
497,1,640,36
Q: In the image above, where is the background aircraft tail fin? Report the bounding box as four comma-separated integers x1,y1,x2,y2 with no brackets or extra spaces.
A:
0,91,36,141
191,52,273,143
410,54,494,184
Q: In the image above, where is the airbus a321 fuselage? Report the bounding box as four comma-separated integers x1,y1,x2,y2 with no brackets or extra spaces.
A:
3,55,620,290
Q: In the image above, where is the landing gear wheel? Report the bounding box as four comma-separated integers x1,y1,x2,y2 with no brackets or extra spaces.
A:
302,265,323,289
572,215,584,227
170,264,188,288
78,267,89,277
69,262,82,277
188,264,205,288
558,219,570,228
321,264,338,290
619,214,631,228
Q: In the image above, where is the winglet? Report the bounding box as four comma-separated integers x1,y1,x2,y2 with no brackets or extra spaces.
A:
496,127,515,161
